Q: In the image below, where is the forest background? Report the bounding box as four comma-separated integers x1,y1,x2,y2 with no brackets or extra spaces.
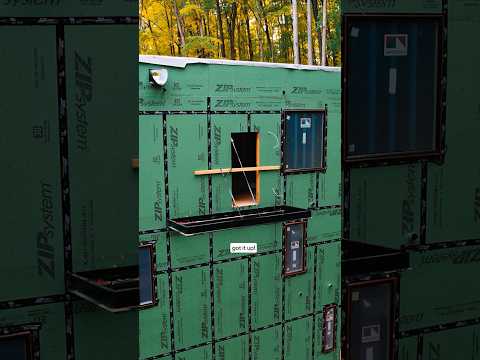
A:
139,0,341,66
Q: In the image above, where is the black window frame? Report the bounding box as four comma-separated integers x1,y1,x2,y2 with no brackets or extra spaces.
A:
344,277,398,360
321,303,338,353
282,220,308,277
281,108,328,174
342,13,445,165
0,325,40,360
138,242,158,309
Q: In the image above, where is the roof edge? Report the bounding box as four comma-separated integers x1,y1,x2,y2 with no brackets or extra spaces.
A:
139,55,341,72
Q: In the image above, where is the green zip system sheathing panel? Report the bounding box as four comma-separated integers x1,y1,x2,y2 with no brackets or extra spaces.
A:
139,274,171,359
73,301,137,359
139,115,166,232
173,266,212,349
422,325,480,359
252,326,281,360
0,26,64,302
0,5,138,360
349,164,422,249
0,1,136,17
398,336,418,360
400,245,480,331
178,345,212,360
66,25,138,272
139,55,341,360
285,317,313,360
426,0,480,244
343,0,480,358
251,254,282,328
216,335,249,360
214,260,248,338
342,0,442,13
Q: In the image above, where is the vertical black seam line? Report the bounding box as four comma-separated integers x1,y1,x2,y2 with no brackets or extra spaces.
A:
316,173,320,208
340,279,347,359
248,257,253,360
57,24,70,285
417,334,424,360
395,277,401,360
420,161,428,245
64,301,75,360
342,167,351,242
166,232,175,360
207,97,213,214
163,113,169,219
162,113,175,359
281,227,286,360
311,245,318,359
56,23,75,360
323,104,328,171
281,111,287,206
280,109,285,172
247,112,252,132
207,97,217,360
440,0,448,162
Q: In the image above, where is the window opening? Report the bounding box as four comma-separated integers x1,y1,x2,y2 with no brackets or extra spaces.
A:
283,221,307,276
139,244,155,307
343,15,443,163
283,110,327,173
0,331,34,360
231,132,259,207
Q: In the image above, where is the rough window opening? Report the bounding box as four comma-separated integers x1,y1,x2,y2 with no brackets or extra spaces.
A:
231,132,259,207
139,244,155,307
0,331,34,360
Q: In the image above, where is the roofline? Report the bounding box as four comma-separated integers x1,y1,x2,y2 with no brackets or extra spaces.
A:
139,55,341,72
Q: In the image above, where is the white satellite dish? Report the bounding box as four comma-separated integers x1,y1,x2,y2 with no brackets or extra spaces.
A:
149,69,168,87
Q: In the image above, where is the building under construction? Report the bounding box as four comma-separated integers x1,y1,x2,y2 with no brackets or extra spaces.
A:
1,0,480,359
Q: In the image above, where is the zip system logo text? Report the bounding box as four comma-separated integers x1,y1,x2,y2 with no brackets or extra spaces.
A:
75,51,93,152
37,182,56,279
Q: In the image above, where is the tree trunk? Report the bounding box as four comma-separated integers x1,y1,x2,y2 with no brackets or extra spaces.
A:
226,2,237,59
307,0,313,65
163,5,176,55
172,0,186,50
311,0,322,64
215,0,227,57
256,20,264,61
141,0,161,55
237,16,242,59
203,17,209,36
291,0,299,64
244,5,254,61
258,0,273,61
321,0,327,66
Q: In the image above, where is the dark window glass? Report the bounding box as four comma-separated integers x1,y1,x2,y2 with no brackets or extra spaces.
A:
284,111,326,172
345,16,441,161
348,282,393,360
139,246,154,306
284,222,306,276
0,333,30,360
